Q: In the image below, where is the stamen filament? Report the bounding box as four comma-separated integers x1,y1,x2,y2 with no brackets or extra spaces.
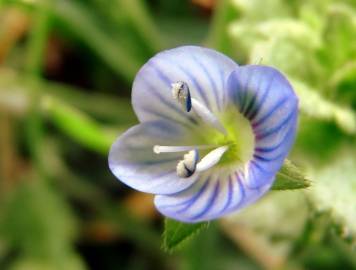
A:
196,146,229,172
191,98,227,135
171,81,227,135
153,145,215,154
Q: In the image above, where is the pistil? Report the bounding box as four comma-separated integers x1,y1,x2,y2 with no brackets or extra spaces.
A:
196,146,229,172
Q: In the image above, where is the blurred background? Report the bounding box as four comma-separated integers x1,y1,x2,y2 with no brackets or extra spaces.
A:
1,0,356,269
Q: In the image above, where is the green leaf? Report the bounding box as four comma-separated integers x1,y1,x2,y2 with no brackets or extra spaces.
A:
162,218,209,252
0,177,78,260
308,147,356,246
330,61,356,108
321,4,356,72
228,19,321,80
272,160,311,190
231,0,291,20
291,78,356,134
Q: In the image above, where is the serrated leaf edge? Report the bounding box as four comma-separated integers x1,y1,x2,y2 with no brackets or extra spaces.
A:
162,220,210,253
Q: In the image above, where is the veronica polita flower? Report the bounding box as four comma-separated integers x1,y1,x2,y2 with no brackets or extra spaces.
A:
109,46,298,223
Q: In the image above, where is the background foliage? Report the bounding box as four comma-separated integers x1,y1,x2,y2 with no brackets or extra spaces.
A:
0,0,356,269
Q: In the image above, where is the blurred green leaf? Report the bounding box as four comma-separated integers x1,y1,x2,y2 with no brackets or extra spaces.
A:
181,223,258,270
320,4,356,73
309,147,356,246
231,0,291,20
291,79,356,134
272,160,311,190
24,0,51,78
41,96,117,154
118,0,164,52
0,178,79,265
229,19,320,49
0,72,132,155
9,254,86,270
330,61,356,108
207,0,238,56
0,71,136,124
229,18,322,81
224,190,309,267
162,218,209,253
294,118,346,165
53,0,142,81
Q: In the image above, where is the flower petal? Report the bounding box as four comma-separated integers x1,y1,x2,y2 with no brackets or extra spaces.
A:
108,120,200,195
154,168,273,222
227,65,298,188
132,46,238,127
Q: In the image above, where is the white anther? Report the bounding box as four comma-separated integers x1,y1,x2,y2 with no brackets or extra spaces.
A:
183,149,199,171
196,146,229,172
177,160,191,178
171,81,192,112
176,149,199,178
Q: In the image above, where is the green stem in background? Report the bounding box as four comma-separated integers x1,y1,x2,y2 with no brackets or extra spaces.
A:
206,0,238,55
0,71,137,124
25,2,50,77
25,0,51,177
53,0,142,82
119,0,164,52
0,73,135,154
0,112,15,196
41,96,118,155
8,0,146,81
9,0,163,82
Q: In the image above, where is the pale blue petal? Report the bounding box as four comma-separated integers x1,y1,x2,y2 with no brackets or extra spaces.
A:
108,120,199,195
132,46,238,126
227,65,298,188
154,168,273,222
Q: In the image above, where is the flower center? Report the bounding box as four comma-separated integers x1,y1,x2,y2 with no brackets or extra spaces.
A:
154,81,255,178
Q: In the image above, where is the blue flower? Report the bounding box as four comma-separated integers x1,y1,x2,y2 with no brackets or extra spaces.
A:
109,46,298,223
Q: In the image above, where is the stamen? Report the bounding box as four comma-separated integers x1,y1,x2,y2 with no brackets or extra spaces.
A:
177,160,193,178
196,146,229,172
153,145,214,154
171,81,227,135
191,98,227,135
174,146,229,178
176,149,199,178
171,81,192,112
183,149,199,171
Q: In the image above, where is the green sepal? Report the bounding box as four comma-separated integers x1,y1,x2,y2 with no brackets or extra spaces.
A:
272,159,311,190
162,218,209,253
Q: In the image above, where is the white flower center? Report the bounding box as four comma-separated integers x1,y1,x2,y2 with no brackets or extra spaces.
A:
151,81,240,178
